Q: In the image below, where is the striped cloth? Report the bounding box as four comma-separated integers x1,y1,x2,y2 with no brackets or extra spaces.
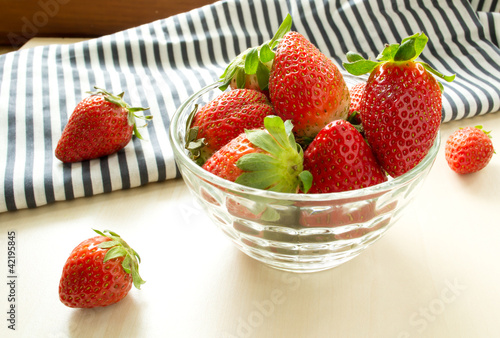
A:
0,0,499,213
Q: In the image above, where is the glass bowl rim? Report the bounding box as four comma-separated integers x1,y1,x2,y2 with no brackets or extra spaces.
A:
169,81,441,202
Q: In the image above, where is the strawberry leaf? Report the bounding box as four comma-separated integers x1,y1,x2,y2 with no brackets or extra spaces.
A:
343,59,380,76
98,240,121,249
244,47,259,74
219,14,292,91
103,246,128,262
394,38,417,61
402,32,428,59
259,44,275,63
236,68,246,88
236,170,282,190
219,54,245,90
420,62,456,82
269,14,292,49
132,249,141,263
376,43,399,61
130,263,145,289
121,254,132,274
93,229,106,237
299,170,313,193
345,51,366,63
133,123,145,140
256,62,270,90
92,229,145,290
245,129,283,155
236,153,281,171
105,230,120,237
263,115,290,148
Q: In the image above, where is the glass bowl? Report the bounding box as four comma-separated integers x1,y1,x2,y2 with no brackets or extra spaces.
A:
169,75,440,273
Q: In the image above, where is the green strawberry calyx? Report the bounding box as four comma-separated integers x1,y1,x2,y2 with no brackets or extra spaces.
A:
469,125,492,138
469,125,496,153
184,104,207,165
343,32,455,91
218,14,293,91
88,87,152,140
235,115,313,193
93,229,146,290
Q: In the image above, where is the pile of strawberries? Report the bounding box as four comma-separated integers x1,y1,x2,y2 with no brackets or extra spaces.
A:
53,15,494,181
187,14,456,193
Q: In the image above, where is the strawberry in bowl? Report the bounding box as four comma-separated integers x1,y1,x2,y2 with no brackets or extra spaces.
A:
343,32,455,177
170,15,453,272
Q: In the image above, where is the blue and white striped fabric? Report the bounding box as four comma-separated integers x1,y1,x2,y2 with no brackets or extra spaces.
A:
0,0,499,212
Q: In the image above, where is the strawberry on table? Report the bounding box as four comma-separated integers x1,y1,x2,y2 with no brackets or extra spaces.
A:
202,115,313,193
303,119,387,193
59,229,145,308
55,87,151,163
343,32,455,177
445,125,495,174
269,31,350,144
187,89,274,164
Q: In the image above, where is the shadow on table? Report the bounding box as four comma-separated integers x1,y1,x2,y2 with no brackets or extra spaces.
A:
67,295,142,337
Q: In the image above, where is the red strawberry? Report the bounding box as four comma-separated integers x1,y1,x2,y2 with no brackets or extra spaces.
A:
445,125,495,174
343,32,455,177
203,132,259,182
303,120,387,193
269,31,350,143
346,82,366,129
299,198,397,229
59,229,145,308
202,115,312,193
187,89,274,164
55,88,151,163
348,82,366,115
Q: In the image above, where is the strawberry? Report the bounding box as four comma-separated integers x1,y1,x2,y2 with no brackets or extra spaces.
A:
303,119,387,193
299,198,397,229
345,82,366,131
268,31,350,143
348,82,366,116
55,88,151,163
343,32,455,177
202,115,312,193
445,125,495,174
59,229,145,308
218,14,292,93
187,89,274,164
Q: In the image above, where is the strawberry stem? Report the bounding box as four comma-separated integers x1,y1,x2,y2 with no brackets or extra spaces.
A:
218,14,292,91
184,104,208,165
93,229,146,290
89,87,151,140
235,116,312,193
343,32,455,88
